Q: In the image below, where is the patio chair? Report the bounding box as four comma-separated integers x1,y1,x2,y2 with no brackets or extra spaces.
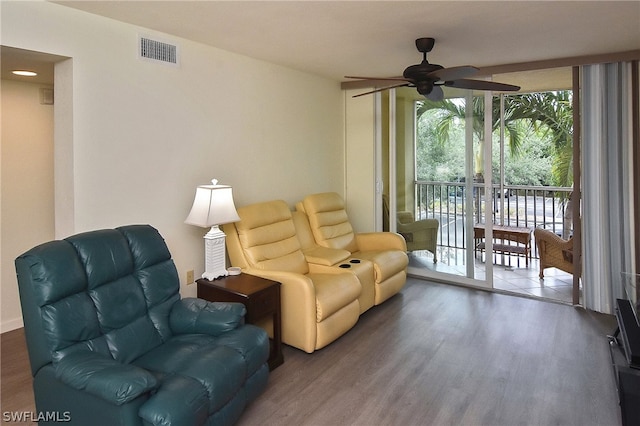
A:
534,227,577,279
383,195,439,261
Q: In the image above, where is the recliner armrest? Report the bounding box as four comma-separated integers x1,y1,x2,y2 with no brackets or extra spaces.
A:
302,246,351,266
55,351,157,405
170,297,246,336
356,232,408,252
397,211,415,224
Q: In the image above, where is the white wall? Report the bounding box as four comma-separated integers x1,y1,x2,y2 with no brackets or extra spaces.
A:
344,90,377,233
1,1,345,331
1,80,55,331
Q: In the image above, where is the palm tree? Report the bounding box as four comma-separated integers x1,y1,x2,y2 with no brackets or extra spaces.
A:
417,90,573,187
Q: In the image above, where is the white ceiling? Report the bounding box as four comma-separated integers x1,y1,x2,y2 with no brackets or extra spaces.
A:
4,1,639,90
53,0,639,82
1,46,66,84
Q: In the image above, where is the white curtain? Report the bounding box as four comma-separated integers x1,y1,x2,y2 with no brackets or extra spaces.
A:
581,62,636,314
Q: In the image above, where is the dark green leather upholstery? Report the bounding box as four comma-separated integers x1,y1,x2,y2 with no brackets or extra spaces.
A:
15,225,269,425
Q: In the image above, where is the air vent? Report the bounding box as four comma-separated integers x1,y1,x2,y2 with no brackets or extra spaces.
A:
138,36,179,66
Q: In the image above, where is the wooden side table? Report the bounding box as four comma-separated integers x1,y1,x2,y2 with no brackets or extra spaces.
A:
197,274,283,370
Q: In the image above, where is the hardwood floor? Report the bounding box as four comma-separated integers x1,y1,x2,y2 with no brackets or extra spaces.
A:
409,249,578,305
1,325,35,421
1,278,621,425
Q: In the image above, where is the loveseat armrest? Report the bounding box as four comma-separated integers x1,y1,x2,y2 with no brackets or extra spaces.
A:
170,297,246,336
55,351,157,405
356,232,407,252
302,246,351,266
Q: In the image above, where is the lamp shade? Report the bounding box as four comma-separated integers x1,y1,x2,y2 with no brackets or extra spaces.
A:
185,184,240,227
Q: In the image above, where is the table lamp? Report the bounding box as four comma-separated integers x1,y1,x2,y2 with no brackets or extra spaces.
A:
185,179,240,280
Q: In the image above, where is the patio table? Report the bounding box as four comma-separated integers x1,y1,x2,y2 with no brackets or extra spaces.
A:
474,224,533,267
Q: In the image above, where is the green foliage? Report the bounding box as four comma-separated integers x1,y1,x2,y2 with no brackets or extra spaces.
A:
499,131,554,186
416,109,465,181
416,91,573,187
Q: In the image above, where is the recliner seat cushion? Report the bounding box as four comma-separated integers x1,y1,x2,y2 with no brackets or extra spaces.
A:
355,250,408,283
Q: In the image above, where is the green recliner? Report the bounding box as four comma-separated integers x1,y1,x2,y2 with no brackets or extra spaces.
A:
15,225,269,425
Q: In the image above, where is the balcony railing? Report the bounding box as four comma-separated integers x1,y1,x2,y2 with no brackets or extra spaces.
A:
414,180,573,253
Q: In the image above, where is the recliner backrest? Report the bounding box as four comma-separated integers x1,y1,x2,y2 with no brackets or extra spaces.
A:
232,200,309,274
301,192,359,253
15,225,180,375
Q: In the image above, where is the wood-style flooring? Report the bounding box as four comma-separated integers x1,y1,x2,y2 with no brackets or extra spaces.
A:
1,278,621,425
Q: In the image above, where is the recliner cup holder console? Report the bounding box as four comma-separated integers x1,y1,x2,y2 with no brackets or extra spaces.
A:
339,259,362,268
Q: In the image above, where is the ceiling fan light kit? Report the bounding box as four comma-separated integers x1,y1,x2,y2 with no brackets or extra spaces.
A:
346,37,520,100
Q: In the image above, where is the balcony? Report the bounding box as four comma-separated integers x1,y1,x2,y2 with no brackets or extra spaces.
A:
407,180,576,304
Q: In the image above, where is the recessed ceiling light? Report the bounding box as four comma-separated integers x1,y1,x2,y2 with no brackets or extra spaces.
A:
12,70,38,77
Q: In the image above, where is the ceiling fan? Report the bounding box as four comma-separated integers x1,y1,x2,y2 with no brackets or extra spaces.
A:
345,37,520,101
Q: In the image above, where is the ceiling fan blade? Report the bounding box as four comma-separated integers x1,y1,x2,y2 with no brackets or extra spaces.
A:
445,79,521,92
427,65,479,82
345,76,409,82
425,86,444,101
353,83,411,97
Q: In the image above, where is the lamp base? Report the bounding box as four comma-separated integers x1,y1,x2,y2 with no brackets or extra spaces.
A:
202,225,229,281
202,270,228,281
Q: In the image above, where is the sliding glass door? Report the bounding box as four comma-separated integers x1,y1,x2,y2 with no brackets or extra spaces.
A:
384,87,494,288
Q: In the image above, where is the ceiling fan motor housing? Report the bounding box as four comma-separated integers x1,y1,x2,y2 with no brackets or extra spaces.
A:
415,80,434,95
403,37,442,83
403,62,443,81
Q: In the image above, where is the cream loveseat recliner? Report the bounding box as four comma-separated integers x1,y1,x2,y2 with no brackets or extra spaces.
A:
298,192,409,306
291,210,377,314
224,200,362,353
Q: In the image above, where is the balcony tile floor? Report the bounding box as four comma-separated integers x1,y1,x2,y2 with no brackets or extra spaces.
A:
408,248,578,305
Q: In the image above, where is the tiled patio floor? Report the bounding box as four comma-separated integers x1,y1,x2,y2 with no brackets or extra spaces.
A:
408,247,578,305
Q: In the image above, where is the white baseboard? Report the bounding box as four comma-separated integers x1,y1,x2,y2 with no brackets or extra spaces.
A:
1,317,24,333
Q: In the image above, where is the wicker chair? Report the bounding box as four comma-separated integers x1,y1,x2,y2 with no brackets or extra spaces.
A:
534,227,576,279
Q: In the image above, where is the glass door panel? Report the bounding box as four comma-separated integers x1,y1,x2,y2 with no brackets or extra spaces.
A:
387,86,492,287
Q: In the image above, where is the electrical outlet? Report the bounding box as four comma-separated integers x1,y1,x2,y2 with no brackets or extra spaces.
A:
186,270,195,285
